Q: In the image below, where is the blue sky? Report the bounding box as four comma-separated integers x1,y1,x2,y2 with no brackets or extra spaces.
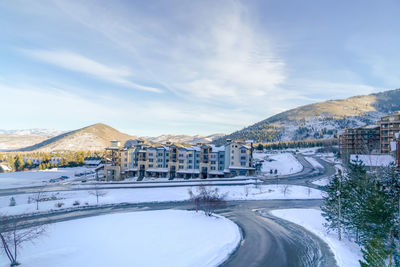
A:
1,0,399,136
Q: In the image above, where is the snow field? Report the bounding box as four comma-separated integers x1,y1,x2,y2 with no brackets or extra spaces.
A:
3,210,241,267
0,184,323,216
253,152,303,175
0,167,94,189
271,208,362,267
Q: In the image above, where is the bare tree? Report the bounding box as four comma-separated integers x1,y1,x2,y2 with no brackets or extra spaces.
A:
188,185,227,216
0,214,47,266
88,184,108,205
281,184,291,197
32,189,46,211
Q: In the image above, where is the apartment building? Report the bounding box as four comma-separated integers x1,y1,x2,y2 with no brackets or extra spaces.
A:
379,111,400,154
105,139,255,180
339,125,380,155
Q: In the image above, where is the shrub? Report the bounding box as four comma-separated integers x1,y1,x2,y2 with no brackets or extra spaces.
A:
55,202,64,208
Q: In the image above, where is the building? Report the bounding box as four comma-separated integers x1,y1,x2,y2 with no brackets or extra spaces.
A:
104,140,122,181
102,139,255,181
379,111,400,154
339,125,380,155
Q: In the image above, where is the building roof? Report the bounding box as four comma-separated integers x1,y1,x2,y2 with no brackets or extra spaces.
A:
350,154,395,167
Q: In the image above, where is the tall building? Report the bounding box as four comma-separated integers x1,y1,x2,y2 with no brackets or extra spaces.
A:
339,125,380,155
379,111,400,154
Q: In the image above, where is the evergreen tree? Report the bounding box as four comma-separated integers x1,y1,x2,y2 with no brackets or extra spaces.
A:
14,155,25,171
321,170,344,240
359,237,390,267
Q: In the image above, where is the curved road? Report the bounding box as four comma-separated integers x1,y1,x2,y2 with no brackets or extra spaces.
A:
2,155,338,266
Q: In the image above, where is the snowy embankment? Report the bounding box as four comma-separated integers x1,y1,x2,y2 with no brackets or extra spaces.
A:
271,208,362,267
253,152,303,175
0,167,93,189
304,157,324,169
3,210,240,267
0,184,322,216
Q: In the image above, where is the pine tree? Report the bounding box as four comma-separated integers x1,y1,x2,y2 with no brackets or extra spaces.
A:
321,170,343,240
359,237,389,267
14,155,25,171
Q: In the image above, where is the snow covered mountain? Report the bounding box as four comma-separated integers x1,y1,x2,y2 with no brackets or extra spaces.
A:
214,88,400,144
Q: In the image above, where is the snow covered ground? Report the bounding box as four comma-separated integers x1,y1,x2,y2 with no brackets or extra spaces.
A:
253,152,303,175
304,157,324,169
312,177,330,186
0,167,94,189
0,184,322,216
271,208,362,267
2,210,240,267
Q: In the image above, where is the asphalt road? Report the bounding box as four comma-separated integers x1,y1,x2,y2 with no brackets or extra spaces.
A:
1,155,338,266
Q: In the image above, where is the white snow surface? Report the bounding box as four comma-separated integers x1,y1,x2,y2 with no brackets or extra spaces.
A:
253,152,303,175
312,178,329,186
0,167,93,189
271,208,362,267
0,184,322,216
1,210,240,267
304,157,324,169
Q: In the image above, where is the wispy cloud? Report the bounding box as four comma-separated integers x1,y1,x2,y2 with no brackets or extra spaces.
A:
21,49,162,93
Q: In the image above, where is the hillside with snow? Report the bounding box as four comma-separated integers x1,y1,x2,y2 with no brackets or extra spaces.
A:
215,88,400,144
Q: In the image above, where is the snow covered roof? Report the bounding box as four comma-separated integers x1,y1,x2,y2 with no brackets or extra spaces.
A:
210,145,225,152
350,154,395,167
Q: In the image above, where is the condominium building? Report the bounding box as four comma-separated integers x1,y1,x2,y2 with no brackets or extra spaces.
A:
104,139,255,180
339,125,380,155
379,111,400,154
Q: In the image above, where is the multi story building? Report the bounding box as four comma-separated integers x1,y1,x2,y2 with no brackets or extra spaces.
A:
379,111,400,154
104,139,255,180
339,125,380,155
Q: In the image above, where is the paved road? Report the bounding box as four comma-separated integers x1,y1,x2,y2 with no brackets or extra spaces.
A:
2,155,338,266
13,199,337,267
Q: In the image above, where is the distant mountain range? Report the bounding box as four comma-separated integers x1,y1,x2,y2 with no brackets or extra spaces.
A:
3,88,400,151
0,124,225,151
214,88,400,145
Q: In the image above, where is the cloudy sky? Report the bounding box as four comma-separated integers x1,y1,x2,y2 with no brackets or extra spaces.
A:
1,0,399,136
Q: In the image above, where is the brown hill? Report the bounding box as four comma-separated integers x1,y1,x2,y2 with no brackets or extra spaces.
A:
19,123,137,152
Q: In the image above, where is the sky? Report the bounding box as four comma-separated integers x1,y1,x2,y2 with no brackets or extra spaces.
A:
1,0,400,136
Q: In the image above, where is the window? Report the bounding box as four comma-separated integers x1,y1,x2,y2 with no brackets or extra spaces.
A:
231,156,234,159
241,162,246,166
211,166,216,170
188,160,192,163
124,164,127,167
149,159,154,162
211,161,216,164
149,164,153,168
148,153,154,157
241,149,246,153
179,165,184,169
241,156,246,160
179,160,184,163
157,164,162,168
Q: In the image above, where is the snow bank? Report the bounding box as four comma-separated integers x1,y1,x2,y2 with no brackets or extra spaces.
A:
271,208,362,267
4,210,240,267
0,185,322,216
